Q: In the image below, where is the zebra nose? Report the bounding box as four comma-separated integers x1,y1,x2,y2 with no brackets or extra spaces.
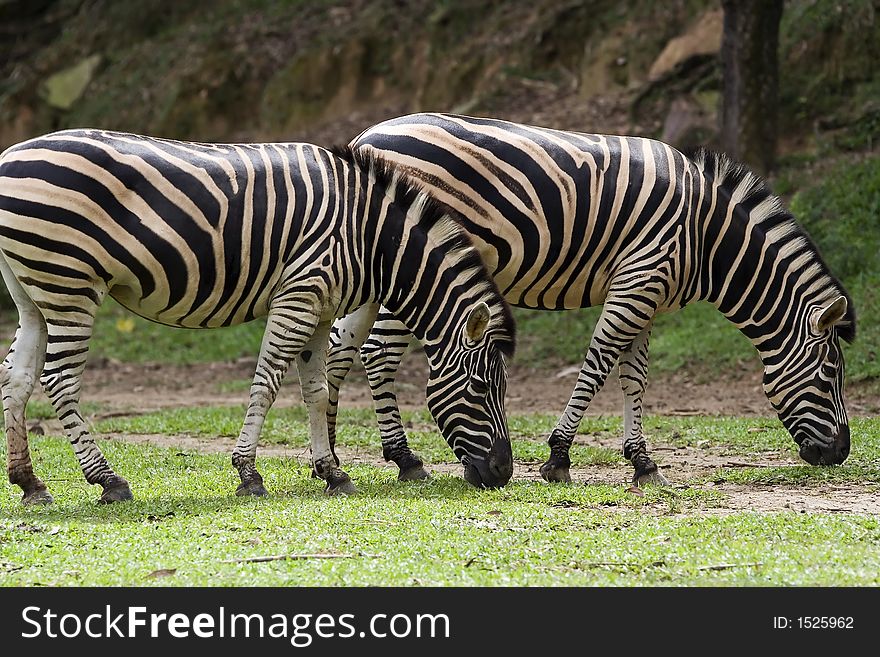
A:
833,424,850,463
798,441,822,465
462,441,513,489
487,439,513,487
799,425,850,466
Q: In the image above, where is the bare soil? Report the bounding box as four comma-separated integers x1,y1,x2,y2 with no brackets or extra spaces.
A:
28,358,880,515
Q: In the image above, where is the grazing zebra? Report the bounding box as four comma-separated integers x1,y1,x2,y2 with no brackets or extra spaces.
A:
0,129,516,505
325,112,855,485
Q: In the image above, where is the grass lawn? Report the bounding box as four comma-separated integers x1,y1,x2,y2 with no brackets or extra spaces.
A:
1,412,878,587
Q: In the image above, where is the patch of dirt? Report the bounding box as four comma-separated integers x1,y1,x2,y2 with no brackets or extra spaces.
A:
74,354,880,418
24,358,880,515
77,354,768,415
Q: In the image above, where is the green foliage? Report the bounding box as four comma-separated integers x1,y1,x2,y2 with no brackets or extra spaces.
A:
780,0,880,147
791,156,880,281
790,155,880,380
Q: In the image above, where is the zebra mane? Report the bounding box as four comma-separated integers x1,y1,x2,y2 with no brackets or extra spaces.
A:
330,143,516,357
689,147,856,343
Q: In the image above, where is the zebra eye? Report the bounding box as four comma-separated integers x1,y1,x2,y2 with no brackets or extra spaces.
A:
821,364,836,379
827,346,840,366
469,376,489,396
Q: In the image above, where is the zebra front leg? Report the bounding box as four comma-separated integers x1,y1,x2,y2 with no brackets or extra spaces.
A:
325,303,380,470
360,311,427,481
618,325,669,486
41,312,132,503
299,321,356,495
541,295,657,483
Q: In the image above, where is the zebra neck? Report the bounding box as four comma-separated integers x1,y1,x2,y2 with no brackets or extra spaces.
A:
366,207,488,367
698,199,816,359
372,230,462,357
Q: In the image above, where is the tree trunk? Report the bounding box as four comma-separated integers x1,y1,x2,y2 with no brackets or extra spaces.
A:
720,0,784,175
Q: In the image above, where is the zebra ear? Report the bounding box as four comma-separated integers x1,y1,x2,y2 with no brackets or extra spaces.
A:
464,302,492,343
813,296,848,333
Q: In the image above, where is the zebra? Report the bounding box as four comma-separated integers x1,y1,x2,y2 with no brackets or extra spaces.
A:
324,112,855,485
0,128,516,505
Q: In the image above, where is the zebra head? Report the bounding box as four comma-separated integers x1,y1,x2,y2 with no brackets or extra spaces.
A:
762,295,854,466
424,301,515,488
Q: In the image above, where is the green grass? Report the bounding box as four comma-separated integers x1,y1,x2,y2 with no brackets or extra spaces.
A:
93,406,624,468
92,407,880,482
1,422,879,586
3,409,879,586
25,399,104,421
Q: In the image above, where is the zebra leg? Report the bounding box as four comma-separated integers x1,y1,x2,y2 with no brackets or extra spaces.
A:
231,308,306,496
41,309,133,503
540,296,657,483
618,325,669,486
298,321,357,495
325,303,380,469
2,315,52,505
359,311,427,481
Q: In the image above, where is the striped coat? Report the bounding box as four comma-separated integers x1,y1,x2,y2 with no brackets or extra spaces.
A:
0,129,515,504
325,112,854,484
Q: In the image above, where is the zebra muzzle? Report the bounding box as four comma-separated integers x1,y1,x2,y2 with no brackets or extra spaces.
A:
798,425,850,466
462,441,513,489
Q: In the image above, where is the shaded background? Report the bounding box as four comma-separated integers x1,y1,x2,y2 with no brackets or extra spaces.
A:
0,0,878,388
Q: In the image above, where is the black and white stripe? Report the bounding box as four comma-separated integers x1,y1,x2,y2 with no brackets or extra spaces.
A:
325,112,855,484
0,128,516,504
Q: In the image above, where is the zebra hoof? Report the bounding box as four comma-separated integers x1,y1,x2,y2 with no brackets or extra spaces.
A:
398,465,430,481
633,458,670,487
236,480,269,497
633,469,670,487
539,461,572,483
325,470,357,496
22,489,54,506
98,479,133,504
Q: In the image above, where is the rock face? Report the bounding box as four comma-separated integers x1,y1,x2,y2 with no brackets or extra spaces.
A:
0,1,717,149
661,94,718,151
42,55,102,110
648,9,723,81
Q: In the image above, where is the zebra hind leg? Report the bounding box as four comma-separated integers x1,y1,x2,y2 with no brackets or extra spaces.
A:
2,320,53,505
617,326,669,487
324,303,380,476
41,311,132,503
541,294,657,484
231,300,328,496
360,311,428,481
296,319,356,495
